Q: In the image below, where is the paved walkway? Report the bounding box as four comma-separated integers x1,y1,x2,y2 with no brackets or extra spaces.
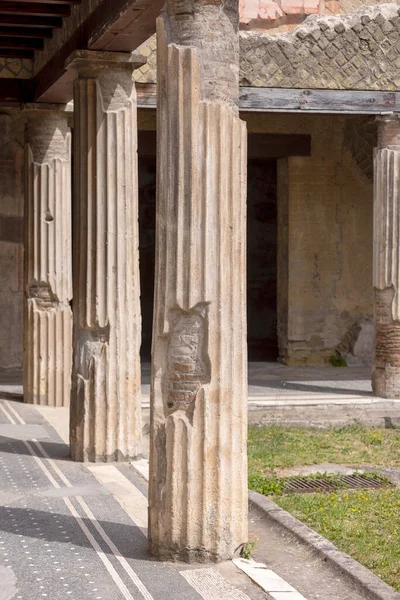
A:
0,399,265,600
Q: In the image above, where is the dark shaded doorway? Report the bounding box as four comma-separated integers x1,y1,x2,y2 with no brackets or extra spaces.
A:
138,132,281,362
247,159,278,361
138,152,156,360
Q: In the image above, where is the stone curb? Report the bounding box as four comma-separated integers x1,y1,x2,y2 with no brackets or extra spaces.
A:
249,490,400,600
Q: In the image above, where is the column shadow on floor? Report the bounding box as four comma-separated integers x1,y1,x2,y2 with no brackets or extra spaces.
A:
0,437,68,457
249,380,373,396
0,504,149,561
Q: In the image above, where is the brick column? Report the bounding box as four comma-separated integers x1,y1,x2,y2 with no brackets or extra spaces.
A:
67,51,144,461
149,1,248,562
24,105,73,406
373,114,400,397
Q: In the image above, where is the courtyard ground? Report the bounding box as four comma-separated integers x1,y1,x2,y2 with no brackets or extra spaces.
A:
2,364,400,599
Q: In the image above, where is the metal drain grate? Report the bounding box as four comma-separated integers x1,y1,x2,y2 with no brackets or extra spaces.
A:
282,473,393,494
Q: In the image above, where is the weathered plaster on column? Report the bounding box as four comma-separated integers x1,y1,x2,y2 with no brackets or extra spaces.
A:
373,114,400,397
68,51,144,462
24,106,73,406
149,2,248,562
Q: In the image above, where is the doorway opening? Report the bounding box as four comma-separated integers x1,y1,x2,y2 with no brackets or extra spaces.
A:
247,158,278,361
137,131,311,363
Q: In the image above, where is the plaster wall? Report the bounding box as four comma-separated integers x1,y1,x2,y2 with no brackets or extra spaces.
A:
0,113,24,370
243,112,374,365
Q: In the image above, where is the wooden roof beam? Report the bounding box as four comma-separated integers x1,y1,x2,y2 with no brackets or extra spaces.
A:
0,36,44,50
0,25,53,38
0,14,62,27
0,3,71,17
0,48,34,58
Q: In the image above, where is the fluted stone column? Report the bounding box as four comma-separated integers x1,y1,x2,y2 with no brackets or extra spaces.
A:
67,51,144,462
373,114,400,398
149,1,248,562
24,105,73,407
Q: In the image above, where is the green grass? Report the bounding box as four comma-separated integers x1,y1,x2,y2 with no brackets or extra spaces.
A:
274,489,400,592
248,424,400,592
248,424,400,475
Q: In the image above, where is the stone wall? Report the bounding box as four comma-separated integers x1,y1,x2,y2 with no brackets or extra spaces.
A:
241,4,400,90
136,110,373,365
243,111,374,365
0,113,24,370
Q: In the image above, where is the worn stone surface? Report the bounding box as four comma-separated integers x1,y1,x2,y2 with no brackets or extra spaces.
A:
69,51,142,462
23,107,73,406
373,115,400,398
240,4,400,90
0,113,24,371
149,2,248,562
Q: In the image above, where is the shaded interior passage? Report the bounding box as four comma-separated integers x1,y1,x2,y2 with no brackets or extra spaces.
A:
137,132,278,362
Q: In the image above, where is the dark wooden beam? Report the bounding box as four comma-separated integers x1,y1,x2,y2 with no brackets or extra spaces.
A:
0,14,62,27
136,84,400,115
0,36,44,50
0,26,53,38
0,3,71,17
240,87,400,114
0,48,34,58
8,0,79,4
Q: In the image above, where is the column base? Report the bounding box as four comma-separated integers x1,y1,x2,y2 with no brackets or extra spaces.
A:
372,366,400,398
148,544,232,564
70,447,143,463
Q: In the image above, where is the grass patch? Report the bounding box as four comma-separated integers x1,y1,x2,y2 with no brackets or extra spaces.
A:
274,489,400,592
248,424,400,475
248,425,400,592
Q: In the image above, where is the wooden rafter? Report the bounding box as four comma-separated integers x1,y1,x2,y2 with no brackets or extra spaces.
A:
0,1,78,57
0,3,72,17
135,83,400,115
0,14,62,27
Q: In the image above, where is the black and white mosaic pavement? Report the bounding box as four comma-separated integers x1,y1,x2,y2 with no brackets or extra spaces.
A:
0,399,265,600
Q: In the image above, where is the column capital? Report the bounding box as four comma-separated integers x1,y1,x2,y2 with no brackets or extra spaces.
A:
24,104,72,163
376,112,400,149
22,102,73,131
65,49,145,77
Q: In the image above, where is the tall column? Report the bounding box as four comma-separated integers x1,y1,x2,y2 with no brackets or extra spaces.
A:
373,114,400,397
67,51,143,462
24,105,73,407
149,1,248,562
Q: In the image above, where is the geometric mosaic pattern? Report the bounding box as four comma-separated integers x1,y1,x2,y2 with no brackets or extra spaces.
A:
134,35,157,84
0,58,33,79
240,4,400,90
